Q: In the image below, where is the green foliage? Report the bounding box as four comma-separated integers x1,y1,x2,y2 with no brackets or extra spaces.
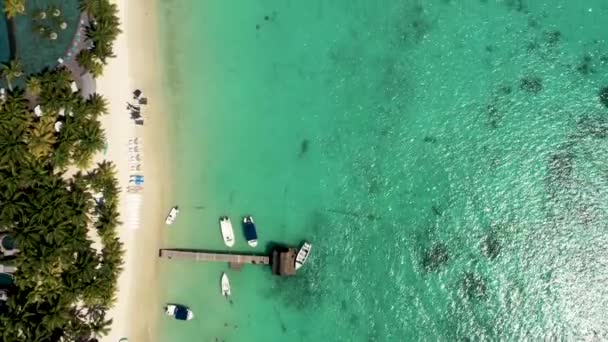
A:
24,116,56,160
25,77,42,97
76,50,104,78
29,68,111,170
81,0,121,67
0,34,122,342
85,93,109,118
2,0,25,19
1,60,24,91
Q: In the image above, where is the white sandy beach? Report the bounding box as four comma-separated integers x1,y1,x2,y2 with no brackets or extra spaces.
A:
97,0,170,341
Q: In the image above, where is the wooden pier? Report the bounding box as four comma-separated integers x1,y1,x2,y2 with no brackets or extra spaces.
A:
159,249,269,265
159,247,298,276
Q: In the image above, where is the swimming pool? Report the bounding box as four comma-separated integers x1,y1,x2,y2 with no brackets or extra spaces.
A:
12,0,80,74
0,5,9,64
0,273,13,286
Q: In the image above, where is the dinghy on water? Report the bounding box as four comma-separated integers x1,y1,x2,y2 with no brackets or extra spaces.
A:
164,304,194,321
165,206,179,225
295,242,312,270
242,215,258,247
221,272,231,297
219,216,235,247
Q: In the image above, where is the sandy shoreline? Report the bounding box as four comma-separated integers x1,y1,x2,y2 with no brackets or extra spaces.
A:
98,0,169,341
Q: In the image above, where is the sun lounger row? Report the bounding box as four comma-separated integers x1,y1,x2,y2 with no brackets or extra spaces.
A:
127,137,144,193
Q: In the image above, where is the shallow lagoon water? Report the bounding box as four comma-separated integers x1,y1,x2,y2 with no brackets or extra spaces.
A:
157,1,608,340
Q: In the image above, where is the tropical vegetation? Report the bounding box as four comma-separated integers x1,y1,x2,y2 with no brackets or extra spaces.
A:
0,0,123,340
0,71,121,341
76,50,104,78
79,0,121,76
1,59,24,91
2,0,25,19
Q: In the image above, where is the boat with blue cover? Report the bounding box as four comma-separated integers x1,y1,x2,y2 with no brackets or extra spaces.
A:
164,304,194,321
242,215,258,247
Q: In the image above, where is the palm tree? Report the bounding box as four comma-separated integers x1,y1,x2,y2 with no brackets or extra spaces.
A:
87,307,112,338
25,116,57,159
39,67,74,106
25,77,42,97
86,161,115,191
0,90,30,128
51,142,72,169
76,50,104,78
84,93,108,118
85,2,121,64
1,59,24,91
0,136,28,172
71,120,106,169
79,0,99,16
2,0,25,19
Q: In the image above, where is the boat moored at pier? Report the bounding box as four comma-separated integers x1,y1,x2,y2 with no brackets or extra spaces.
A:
219,216,235,247
221,272,231,297
295,242,312,270
242,215,258,247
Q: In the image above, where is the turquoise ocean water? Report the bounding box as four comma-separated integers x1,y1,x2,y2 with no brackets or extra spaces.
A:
156,1,608,341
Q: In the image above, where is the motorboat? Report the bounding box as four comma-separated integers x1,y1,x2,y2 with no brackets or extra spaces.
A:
242,215,258,247
164,304,193,321
221,272,231,297
219,216,235,247
165,206,179,225
295,241,312,270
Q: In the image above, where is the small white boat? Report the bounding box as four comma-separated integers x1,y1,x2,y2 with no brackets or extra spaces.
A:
219,216,235,247
242,215,258,247
295,242,312,270
164,304,193,321
221,272,231,297
165,206,179,225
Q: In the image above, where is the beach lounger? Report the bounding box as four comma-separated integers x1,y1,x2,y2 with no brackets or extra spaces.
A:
138,97,148,105
129,178,144,186
133,89,142,99
127,102,141,110
135,119,144,126
57,58,64,64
